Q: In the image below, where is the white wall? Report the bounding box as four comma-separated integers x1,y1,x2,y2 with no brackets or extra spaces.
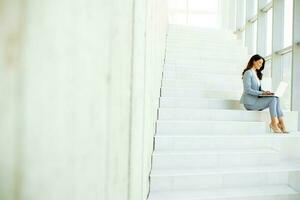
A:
0,0,23,199
0,0,168,199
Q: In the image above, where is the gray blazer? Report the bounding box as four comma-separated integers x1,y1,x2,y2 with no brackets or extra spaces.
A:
240,70,264,105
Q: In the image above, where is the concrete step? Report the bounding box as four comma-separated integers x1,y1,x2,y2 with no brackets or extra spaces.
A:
158,109,298,132
165,58,247,66
152,148,280,170
161,87,241,99
156,120,266,135
166,39,242,47
161,78,271,91
166,47,248,55
163,65,244,75
162,71,249,81
168,25,235,33
162,79,243,90
150,162,300,191
165,51,246,61
165,54,248,62
166,43,243,50
166,45,248,54
148,184,299,200
154,133,300,151
164,60,247,70
159,97,243,109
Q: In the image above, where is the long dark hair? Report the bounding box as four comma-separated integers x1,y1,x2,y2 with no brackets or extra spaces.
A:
242,54,265,80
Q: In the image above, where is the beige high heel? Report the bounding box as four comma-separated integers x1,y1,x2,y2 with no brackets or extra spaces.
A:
269,123,282,133
278,123,290,134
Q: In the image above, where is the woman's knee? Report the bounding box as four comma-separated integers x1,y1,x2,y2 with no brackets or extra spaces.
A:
269,96,278,104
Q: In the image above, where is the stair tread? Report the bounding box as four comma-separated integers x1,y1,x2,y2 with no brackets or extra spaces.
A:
159,107,295,113
153,148,278,156
155,132,300,138
148,185,298,199
150,161,300,176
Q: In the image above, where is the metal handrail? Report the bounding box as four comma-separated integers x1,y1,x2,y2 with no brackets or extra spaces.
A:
247,14,258,23
275,45,293,55
260,1,273,13
265,55,272,62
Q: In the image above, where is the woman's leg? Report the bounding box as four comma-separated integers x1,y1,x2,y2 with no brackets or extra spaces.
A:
245,97,278,117
244,97,281,132
273,98,288,132
275,97,283,117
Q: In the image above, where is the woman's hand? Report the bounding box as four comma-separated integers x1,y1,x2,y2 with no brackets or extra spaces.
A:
262,91,274,95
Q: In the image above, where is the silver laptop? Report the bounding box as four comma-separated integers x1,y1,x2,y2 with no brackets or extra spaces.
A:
259,81,288,97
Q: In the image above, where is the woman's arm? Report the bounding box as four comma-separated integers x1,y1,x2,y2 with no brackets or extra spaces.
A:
243,70,264,96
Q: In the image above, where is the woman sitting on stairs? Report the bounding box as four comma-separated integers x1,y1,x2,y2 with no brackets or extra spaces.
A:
240,54,289,134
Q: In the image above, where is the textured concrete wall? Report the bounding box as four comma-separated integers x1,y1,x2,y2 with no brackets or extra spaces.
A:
0,0,167,199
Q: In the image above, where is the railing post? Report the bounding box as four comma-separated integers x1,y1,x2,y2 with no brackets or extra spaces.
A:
236,0,245,40
257,0,268,57
245,0,256,54
271,0,285,90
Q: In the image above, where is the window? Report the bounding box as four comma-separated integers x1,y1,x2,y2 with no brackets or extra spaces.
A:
252,20,257,53
282,52,292,110
266,9,273,55
283,0,293,47
167,0,219,28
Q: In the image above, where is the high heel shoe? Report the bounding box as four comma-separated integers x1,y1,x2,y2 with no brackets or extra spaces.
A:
269,123,282,133
278,123,290,134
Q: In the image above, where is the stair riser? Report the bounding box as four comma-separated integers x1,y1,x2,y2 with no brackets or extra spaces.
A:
163,70,244,79
165,59,247,66
156,121,265,135
165,60,246,67
165,57,246,64
161,88,241,99
217,195,300,200
159,98,242,109
148,194,300,200
158,110,299,132
152,153,279,170
162,80,244,90
163,67,243,75
162,71,271,82
150,172,289,191
154,137,276,151
167,40,242,47
166,46,247,53
166,48,248,55
162,73,248,80
166,50,247,57
167,34,236,39
166,54,248,61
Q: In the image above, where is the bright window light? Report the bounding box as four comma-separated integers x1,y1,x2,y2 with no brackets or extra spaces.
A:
168,0,219,28
284,0,293,47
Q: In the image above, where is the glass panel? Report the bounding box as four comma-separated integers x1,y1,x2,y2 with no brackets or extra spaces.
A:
253,20,257,53
264,59,272,78
266,8,273,55
284,0,293,47
281,52,292,110
247,0,258,18
261,60,272,92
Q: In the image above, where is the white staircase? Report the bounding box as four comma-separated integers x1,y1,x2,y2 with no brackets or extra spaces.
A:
148,25,300,200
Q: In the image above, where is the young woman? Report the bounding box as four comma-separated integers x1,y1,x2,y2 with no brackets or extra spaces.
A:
240,54,289,133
